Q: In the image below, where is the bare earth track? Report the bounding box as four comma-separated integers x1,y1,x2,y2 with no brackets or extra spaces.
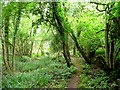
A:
67,57,82,88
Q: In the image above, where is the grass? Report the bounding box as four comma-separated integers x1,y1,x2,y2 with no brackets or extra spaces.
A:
78,63,120,88
3,54,120,88
2,55,77,88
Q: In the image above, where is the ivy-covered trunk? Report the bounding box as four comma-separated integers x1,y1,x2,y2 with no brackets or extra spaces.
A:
52,2,71,68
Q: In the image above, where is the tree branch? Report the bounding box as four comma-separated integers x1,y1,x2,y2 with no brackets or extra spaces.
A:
90,2,106,5
96,29,105,34
90,2,107,12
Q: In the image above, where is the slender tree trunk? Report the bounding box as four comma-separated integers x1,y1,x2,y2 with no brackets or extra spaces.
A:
109,37,114,69
105,23,110,67
0,30,11,72
65,32,71,62
30,29,36,57
63,33,71,67
29,28,33,56
30,42,34,56
37,43,41,55
52,2,71,67
86,44,90,58
4,16,11,71
22,41,24,55
63,40,71,68
12,4,22,71
12,37,16,71
73,31,81,55
73,45,76,55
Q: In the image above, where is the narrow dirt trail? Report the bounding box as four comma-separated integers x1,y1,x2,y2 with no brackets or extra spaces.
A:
67,57,82,88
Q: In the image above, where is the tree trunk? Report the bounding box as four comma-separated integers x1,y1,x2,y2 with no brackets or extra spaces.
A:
109,38,114,69
12,4,22,71
30,42,34,57
73,31,81,55
65,32,71,62
70,32,91,64
0,30,11,72
4,16,11,71
73,45,76,55
30,28,37,57
105,23,110,67
52,2,71,67
63,40,71,67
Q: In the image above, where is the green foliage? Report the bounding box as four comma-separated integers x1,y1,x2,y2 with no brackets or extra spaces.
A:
16,56,51,72
2,1,120,88
95,48,105,56
2,73,52,88
2,56,77,88
78,64,119,88
50,32,62,53
53,66,77,79
116,54,120,61
17,56,31,62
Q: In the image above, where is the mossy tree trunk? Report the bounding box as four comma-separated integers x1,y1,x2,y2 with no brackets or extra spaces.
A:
12,3,22,72
52,2,71,67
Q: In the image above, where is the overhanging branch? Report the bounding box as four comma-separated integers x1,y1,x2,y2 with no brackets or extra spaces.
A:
90,2,107,12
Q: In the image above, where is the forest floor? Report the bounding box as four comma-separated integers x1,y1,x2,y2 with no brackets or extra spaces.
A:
67,56,83,88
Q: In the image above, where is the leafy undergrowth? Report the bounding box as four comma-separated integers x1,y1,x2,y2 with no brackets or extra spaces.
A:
2,56,77,88
78,63,120,88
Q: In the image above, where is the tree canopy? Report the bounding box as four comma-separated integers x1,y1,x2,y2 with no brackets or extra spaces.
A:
1,1,120,88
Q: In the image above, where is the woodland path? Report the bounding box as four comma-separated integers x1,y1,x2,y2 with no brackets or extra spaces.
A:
67,56,82,88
